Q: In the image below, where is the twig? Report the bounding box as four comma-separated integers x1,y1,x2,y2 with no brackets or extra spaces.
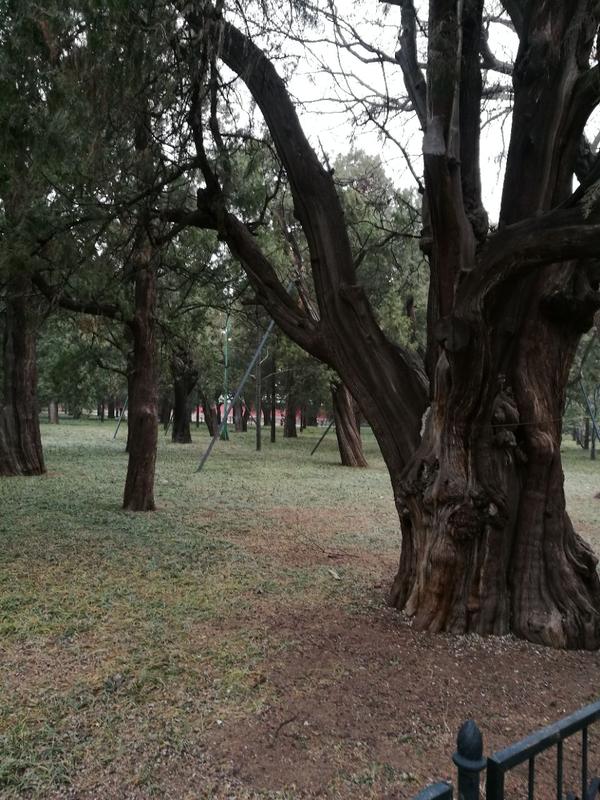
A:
270,713,299,746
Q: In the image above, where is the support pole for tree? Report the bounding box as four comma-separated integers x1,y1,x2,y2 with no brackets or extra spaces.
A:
196,316,278,472
113,396,128,439
310,418,335,455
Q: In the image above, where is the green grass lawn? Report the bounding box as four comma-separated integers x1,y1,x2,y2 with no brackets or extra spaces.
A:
0,421,598,798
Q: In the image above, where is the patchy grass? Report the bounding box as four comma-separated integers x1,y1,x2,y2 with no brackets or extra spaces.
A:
0,421,598,798
562,439,600,548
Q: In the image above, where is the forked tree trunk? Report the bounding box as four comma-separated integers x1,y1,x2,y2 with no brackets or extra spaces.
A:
331,383,367,467
170,351,198,444
123,249,158,512
0,276,45,476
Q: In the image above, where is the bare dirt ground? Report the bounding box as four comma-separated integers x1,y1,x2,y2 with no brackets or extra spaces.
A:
204,513,600,800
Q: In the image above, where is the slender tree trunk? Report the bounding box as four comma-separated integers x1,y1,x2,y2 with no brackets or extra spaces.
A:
242,404,250,432
123,246,158,512
331,382,367,467
170,351,198,444
171,381,192,443
584,417,591,450
270,357,277,443
108,398,115,419
233,398,243,432
284,395,297,438
48,400,59,424
283,369,297,438
262,401,271,426
201,393,218,436
0,275,45,476
158,392,171,429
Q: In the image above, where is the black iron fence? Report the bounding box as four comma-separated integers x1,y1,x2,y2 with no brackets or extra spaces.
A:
412,699,600,800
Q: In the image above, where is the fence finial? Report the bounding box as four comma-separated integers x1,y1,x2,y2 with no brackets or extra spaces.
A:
453,720,486,800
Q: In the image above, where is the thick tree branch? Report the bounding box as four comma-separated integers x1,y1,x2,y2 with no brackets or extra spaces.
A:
394,0,427,128
480,29,513,75
162,202,329,360
465,205,600,305
220,212,330,361
212,15,429,472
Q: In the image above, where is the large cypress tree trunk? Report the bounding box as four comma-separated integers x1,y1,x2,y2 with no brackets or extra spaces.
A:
123,247,158,512
0,275,45,477
391,301,600,648
170,351,198,444
331,382,367,467
387,0,600,649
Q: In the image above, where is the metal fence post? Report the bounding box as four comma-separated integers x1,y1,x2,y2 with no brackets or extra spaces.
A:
453,720,487,800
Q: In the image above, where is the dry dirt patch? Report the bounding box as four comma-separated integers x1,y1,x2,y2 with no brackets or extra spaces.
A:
210,604,600,798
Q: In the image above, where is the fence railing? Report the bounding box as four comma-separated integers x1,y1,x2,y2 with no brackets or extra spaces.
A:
412,699,600,800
